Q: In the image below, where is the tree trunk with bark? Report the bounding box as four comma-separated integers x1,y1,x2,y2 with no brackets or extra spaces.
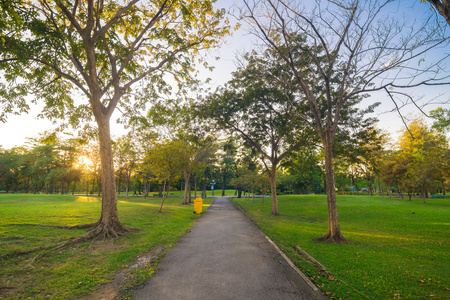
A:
159,181,169,213
183,170,191,205
222,172,226,196
316,140,347,243
269,162,279,216
421,183,427,204
90,116,130,238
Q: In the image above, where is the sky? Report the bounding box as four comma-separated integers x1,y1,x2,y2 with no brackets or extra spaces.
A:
0,0,449,150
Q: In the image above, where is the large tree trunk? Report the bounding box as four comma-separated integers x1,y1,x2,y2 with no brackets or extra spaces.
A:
269,162,279,216
92,116,130,238
316,140,347,243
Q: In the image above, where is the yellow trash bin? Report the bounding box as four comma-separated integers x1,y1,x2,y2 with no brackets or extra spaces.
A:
194,197,203,214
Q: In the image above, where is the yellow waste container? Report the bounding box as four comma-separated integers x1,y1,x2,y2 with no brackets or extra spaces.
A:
194,197,203,214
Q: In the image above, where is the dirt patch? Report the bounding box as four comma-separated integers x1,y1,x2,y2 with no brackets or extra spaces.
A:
81,246,165,300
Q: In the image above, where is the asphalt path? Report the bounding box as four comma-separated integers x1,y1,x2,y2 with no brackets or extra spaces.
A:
131,197,324,300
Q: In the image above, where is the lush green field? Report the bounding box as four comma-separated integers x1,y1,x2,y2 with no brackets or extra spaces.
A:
232,195,450,300
0,194,212,299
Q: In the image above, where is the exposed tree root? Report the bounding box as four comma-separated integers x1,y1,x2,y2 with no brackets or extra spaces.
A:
1,221,136,260
314,232,350,244
5,222,99,230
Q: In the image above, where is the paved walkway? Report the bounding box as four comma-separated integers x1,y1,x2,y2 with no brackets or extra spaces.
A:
131,197,324,300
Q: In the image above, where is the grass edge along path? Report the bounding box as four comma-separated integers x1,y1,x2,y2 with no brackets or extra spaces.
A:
0,194,213,299
231,195,450,300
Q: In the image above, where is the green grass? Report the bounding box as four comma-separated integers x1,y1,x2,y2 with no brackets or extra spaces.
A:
0,194,212,299
231,195,450,300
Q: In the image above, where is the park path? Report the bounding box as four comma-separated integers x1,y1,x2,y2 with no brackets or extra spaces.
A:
131,197,324,300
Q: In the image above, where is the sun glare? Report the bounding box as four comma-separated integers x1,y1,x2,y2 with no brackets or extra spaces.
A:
77,155,94,168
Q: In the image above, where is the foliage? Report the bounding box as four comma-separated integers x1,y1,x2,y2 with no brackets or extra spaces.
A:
281,148,324,194
0,0,232,237
201,47,315,215
240,0,448,242
431,107,450,133
380,120,449,201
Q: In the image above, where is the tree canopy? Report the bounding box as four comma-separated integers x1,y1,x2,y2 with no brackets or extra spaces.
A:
0,0,231,239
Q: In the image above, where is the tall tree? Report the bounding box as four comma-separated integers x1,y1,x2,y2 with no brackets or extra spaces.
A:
241,0,449,242
202,50,313,215
1,0,230,238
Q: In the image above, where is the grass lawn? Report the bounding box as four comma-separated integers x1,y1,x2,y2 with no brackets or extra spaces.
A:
0,194,212,299
232,195,450,300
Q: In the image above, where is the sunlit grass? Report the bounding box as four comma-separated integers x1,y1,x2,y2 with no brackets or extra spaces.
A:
232,195,450,299
0,194,212,299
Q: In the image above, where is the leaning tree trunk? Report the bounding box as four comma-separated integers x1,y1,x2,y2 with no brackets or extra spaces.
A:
316,140,347,243
159,181,169,213
269,162,279,216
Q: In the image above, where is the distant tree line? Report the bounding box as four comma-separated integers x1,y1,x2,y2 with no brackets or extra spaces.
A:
2,117,448,206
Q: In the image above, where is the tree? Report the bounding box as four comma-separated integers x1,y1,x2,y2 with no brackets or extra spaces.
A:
241,0,449,242
202,50,313,215
1,0,230,239
431,107,450,133
397,120,448,203
282,148,324,194
114,135,138,197
144,139,184,213
0,147,23,193
379,150,409,198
